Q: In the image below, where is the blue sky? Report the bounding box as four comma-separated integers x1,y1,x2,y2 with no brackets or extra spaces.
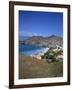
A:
19,10,63,40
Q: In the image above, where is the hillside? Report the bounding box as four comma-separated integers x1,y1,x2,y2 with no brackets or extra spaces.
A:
21,35,63,48
19,55,63,79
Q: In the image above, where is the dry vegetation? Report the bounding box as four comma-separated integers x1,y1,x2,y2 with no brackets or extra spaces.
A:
19,55,63,79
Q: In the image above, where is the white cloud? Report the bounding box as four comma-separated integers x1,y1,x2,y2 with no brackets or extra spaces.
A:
19,31,43,36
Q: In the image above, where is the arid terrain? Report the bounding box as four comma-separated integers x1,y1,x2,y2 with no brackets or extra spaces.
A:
19,55,63,79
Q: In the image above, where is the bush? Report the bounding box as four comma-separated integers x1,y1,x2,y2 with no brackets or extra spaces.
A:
41,47,63,62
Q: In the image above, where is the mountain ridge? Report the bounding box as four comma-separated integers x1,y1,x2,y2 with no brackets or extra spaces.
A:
20,35,63,48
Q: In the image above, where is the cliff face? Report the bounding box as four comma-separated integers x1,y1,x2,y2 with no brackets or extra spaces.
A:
22,35,63,48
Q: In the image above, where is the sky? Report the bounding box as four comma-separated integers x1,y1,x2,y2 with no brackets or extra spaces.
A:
19,10,63,40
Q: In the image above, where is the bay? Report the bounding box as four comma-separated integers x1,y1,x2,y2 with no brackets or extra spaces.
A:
19,44,46,56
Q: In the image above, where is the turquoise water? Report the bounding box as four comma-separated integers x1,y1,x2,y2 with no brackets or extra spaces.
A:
19,44,46,56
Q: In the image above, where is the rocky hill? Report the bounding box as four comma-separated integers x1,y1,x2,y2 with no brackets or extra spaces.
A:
21,35,63,48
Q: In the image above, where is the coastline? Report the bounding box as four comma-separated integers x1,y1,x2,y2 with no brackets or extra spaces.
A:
30,47,49,60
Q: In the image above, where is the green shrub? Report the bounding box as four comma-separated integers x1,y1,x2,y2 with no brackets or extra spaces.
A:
41,48,63,63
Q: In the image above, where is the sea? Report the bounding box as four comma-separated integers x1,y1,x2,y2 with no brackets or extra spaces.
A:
19,44,47,56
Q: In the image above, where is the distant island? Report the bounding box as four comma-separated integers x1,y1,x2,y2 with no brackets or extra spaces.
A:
20,35,63,48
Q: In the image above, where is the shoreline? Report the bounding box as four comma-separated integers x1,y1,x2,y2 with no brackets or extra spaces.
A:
30,47,49,60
